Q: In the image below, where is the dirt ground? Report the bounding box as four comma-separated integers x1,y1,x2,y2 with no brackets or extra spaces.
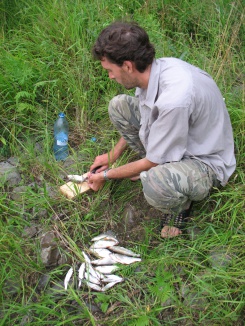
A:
109,190,163,246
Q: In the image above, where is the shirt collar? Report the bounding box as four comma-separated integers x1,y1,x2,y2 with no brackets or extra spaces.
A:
135,59,160,108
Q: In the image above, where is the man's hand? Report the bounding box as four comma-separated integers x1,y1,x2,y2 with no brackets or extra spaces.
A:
90,154,110,173
90,137,128,173
87,172,105,191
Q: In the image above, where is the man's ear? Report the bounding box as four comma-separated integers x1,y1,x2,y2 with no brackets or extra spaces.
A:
122,61,134,73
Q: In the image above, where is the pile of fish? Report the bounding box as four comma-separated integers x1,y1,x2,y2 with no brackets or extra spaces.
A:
64,232,141,292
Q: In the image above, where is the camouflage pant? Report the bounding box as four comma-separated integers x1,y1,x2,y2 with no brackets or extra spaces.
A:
109,94,219,214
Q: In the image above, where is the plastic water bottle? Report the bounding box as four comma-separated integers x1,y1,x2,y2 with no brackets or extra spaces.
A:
53,112,69,161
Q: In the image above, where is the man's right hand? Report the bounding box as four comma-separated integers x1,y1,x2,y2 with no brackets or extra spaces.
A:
90,153,110,173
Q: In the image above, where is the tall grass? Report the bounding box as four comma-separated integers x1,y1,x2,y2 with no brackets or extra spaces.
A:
0,0,244,325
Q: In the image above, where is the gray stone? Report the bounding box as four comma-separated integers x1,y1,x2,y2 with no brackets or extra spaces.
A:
180,282,208,311
208,246,232,270
40,231,57,248
187,226,201,241
48,280,66,300
122,205,136,226
7,157,19,166
40,246,61,266
22,225,38,238
20,313,33,326
34,142,43,154
10,185,28,201
40,183,58,199
40,231,68,266
3,279,21,296
58,252,71,265
32,207,48,219
37,274,51,291
0,161,22,186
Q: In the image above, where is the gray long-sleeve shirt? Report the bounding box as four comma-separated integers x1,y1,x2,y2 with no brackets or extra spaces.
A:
135,58,236,186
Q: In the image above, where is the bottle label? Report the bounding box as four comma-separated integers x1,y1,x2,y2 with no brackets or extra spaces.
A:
57,140,68,146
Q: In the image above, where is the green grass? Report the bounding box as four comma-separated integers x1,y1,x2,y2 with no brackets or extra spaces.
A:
0,0,244,325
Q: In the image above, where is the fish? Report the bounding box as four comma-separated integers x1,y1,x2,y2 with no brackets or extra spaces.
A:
78,262,85,279
64,267,73,290
82,252,104,280
94,265,119,274
86,262,105,281
88,248,111,258
102,274,124,283
67,174,88,183
90,239,118,249
91,233,118,242
91,256,116,266
83,280,103,292
110,254,141,265
108,246,141,257
82,251,91,263
78,263,86,288
84,272,101,285
102,281,121,291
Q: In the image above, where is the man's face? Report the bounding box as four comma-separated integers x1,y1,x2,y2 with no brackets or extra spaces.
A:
101,57,139,90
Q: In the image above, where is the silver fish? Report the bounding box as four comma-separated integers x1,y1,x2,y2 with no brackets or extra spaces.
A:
90,239,118,249
91,233,118,242
91,256,116,266
108,246,141,257
64,267,73,290
102,274,124,283
86,262,105,281
102,281,121,291
82,251,91,263
83,280,102,292
78,263,86,288
94,265,119,274
84,272,101,285
88,248,111,258
110,254,141,265
67,174,88,183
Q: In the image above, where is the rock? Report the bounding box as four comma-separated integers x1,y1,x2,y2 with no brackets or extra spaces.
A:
37,274,51,291
32,207,48,219
180,282,208,311
208,246,232,270
3,279,21,296
122,205,136,226
7,157,19,165
40,246,62,267
40,231,69,267
20,313,33,326
34,142,43,154
10,185,28,201
0,161,22,186
40,183,58,199
40,231,57,248
187,226,201,241
48,280,66,300
22,225,39,238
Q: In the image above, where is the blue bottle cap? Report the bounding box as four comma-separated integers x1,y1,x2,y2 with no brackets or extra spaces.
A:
58,112,65,118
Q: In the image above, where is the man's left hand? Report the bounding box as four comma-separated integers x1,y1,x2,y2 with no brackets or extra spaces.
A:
87,172,105,191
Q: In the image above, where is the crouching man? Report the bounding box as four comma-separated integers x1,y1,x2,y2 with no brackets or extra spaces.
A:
87,21,236,238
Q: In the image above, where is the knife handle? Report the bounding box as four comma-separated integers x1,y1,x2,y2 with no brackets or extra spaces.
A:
91,166,102,174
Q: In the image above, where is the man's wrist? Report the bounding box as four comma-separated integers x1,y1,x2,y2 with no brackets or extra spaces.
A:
103,168,111,181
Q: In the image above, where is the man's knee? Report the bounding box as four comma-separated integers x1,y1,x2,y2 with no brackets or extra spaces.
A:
108,94,129,120
140,168,184,211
